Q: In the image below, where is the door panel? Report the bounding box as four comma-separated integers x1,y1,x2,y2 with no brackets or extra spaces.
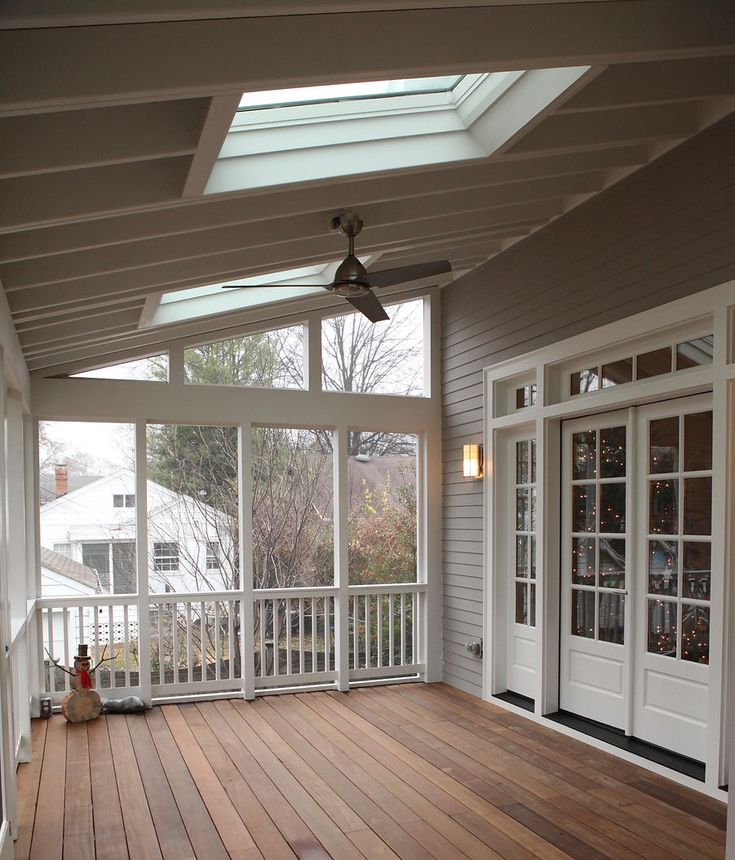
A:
633,395,712,761
560,411,630,729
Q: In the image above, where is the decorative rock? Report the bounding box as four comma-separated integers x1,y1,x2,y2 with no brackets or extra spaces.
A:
103,696,150,714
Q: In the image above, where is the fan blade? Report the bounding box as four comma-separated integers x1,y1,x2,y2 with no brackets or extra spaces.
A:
222,284,330,290
367,259,451,289
345,289,390,323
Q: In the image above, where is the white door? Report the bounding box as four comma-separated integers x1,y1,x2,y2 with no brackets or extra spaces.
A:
633,395,712,761
560,411,630,729
506,433,537,699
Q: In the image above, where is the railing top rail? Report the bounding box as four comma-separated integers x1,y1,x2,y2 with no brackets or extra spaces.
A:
37,595,139,608
149,591,241,603
253,586,338,599
347,582,427,594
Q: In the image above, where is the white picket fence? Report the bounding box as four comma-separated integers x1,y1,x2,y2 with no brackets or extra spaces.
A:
37,583,425,702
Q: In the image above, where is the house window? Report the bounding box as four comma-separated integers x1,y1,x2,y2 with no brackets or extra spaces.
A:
206,541,221,570
53,542,72,558
113,494,135,508
515,384,537,409
154,542,180,572
82,543,111,590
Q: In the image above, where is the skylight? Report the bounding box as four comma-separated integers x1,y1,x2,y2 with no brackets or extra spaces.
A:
238,76,464,110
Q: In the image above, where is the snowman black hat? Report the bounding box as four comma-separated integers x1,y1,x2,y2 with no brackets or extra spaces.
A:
74,643,91,661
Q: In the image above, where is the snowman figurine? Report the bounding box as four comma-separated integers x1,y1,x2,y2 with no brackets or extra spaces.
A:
48,643,113,723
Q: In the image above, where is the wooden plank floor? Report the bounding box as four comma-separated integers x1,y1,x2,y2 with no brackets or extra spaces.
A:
15,683,727,859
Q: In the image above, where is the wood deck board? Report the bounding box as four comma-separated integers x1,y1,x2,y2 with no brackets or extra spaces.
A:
15,684,727,860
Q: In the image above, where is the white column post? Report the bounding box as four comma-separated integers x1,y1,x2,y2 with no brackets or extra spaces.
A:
24,416,42,716
305,313,322,393
334,425,350,691
238,425,255,700
135,420,152,703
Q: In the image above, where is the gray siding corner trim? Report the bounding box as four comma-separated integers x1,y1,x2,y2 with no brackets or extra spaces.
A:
441,113,735,696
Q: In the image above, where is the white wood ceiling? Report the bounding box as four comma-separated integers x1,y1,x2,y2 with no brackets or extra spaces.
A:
1,0,735,376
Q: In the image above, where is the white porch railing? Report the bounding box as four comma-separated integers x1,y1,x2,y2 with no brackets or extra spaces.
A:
36,583,425,702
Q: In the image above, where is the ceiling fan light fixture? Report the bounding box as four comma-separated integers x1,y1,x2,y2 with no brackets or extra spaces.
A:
332,282,371,298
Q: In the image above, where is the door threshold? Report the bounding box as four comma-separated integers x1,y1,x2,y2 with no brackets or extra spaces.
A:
492,691,534,712
545,711,705,782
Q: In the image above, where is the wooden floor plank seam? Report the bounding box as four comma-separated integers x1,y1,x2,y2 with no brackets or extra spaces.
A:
13,684,727,860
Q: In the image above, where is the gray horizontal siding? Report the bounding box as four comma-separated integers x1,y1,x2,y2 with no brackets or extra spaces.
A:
441,113,735,696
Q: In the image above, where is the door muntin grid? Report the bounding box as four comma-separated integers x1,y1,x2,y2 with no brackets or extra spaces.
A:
569,425,627,645
514,439,536,627
646,410,712,664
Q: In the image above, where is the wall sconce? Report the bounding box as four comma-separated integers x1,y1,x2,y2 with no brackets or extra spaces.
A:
463,443,483,478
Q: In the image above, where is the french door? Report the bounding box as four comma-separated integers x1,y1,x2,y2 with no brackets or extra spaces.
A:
560,395,713,761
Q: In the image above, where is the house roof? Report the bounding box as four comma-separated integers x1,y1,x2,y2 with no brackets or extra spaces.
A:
40,546,99,590
1,2,735,376
39,474,100,505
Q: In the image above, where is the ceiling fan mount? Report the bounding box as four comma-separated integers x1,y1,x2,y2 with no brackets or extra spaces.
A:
222,212,451,322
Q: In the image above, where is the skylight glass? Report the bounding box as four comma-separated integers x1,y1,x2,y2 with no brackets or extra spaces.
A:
238,75,463,110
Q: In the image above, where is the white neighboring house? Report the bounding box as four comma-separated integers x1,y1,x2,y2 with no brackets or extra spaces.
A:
40,467,234,596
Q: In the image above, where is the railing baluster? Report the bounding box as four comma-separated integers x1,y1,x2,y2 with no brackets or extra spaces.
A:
157,603,164,687
364,594,369,669
311,597,317,673
400,592,406,666
298,597,305,674
273,599,279,677
324,596,330,672
350,594,360,669
259,599,265,677
46,609,54,694
227,601,235,681
171,602,179,686
63,607,71,692
107,604,115,689
377,594,383,668
123,604,131,688
186,602,193,684
388,594,394,667
214,602,221,681
285,597,292,677
200,600,206,681
411,592,417,665
93,607,101,687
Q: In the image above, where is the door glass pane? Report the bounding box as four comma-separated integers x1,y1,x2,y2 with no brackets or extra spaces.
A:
573,431,596,479
516,440,529,484
599,538,625,588
648,540,677,596
516,535,528,578
602,358,633,388
649,479,678,534
529,584,536,628
684,411,713,471
571,590,595,638
600,426,626,477
530,439,537,484
648,599,677,657
530,487,537,530
650,417,679,473
598,593,625,644
681,604,710,664
683,477,712,535
530,536,536,579
573,485,596,532
683,542,711,601
572,537,596,585
515,582,528,624
516,488,529,530
600,483,625,533
637,347,672,379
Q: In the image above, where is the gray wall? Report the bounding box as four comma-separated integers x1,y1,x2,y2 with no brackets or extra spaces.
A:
441,113,735,696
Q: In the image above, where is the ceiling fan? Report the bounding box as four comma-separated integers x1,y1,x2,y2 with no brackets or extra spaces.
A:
221,212,451,322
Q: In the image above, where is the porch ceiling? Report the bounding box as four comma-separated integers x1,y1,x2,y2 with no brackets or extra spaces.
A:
1,1,735,377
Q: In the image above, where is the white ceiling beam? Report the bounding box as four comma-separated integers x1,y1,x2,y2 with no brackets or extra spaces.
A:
181,95,241,198
18,307,144,349
2,2,735,114
0,157,192,231
558,55,735,112
0,99,206,178
0,146,647,261
507,101,701,156
0,172,603,289
5,200,563,314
